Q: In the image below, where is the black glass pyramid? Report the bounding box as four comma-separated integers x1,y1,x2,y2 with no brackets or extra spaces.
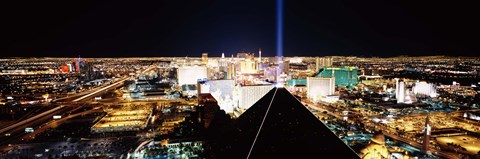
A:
212,87,360,159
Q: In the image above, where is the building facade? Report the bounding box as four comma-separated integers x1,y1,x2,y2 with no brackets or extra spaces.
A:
306,77,335,101
177,66,207,86
317,67,358,88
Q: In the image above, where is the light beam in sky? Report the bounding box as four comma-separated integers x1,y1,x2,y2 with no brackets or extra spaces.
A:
276,0,283,57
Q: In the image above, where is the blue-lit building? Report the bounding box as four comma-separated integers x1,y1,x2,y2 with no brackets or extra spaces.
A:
287,67,359,89
287,79,306,87
317,67,358,88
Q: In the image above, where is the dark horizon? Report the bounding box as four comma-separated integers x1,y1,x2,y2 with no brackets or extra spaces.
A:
2,0,480,57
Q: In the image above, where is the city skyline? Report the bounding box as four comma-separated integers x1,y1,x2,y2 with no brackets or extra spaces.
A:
1,1,480,158
2,0,480,57
1,55,479,158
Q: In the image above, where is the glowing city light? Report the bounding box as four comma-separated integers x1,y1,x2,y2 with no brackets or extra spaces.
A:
0,1,478,158
274,82,284,88
276,0,283,57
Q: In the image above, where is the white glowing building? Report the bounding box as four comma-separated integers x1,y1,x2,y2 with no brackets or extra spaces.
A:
396,80,406,104
177,66,208,86
198,80,236,113
238,84,274,110
413,81,437,97
289,57,302,64
306,77,335,101
67,63,74,72
239,53,258,74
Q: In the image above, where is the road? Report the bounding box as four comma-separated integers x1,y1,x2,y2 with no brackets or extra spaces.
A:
0,107,103,151
0,106,67,135
23,107,102,140
382,131,460,159
53,78,127,103
0,77,127,147
0,106,73,148
72,78,126,102
0,79,125,134
1,65,153,135
0,66,153,155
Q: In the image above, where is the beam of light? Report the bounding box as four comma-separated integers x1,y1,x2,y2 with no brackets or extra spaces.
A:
276,0,283,57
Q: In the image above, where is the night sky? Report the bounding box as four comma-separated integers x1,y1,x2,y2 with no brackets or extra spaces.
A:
2,0,479,57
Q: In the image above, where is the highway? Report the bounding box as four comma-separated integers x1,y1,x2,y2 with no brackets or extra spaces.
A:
0,65,156,146
0,106,67,135
52,78,127,102
26,107,101,139
0,78,127,144
382,131,460,159
0,79,126,134
0,106,73,149
0,66,161,159
72,78,126,102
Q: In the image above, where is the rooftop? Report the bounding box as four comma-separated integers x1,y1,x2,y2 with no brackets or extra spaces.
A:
211,87,360,158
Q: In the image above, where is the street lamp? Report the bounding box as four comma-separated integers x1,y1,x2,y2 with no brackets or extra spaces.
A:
42,94,49,102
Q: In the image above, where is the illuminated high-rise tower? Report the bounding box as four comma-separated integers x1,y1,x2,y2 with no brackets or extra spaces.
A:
72,57,86,73
219,53,228,73
317,67,357,88
239,53,258,74
396,79,405,103
227,62,236,80
395,78,399,98
316,57,333,72
422,114,431,154
202,53,208,65
395,78,407,103
307,77,335,101
258,48,262,62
